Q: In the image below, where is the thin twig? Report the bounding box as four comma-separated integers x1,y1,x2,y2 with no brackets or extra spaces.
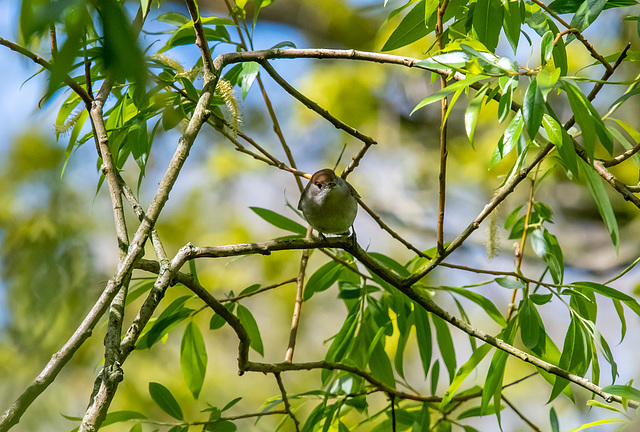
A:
507,175,537,321
0,36,92,106
49,24,57,57
220,278,298,303
603,140,640,167
274,373,301,432
285,226,312,362
222,0,303,192
502,394,543,432
435,0,450,256
259,60,378,150
529,0,613,73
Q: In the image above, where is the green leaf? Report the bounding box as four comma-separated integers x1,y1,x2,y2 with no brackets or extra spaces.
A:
137,296,193,350
549,0,637,13
518,297,545,349
324,303,360,364
369,252,411,278
567,418,626,432
102,410,147,426
440,344,492,408
530,293,553,305
249,207,306,235
368,334,396,388
493,110,524,164
552,36,568,75
395,313,412,379
159,18,234,53
497,81,513,123
523,79,544,140
503,0,522,53
465,84,490,144
100,0,147,103
472,0,504,52
157,11,190,27
601,384,640,401
495,277,526,290
612,298,627,342
580,159,620,249
530,228,564,284
442,286,506,326
181,321,208,399
569,0,607,35
562,80,613,158
411,74,486,114
572,281,634,302
432,315,456,383
304,260,342,300
236,305,264,356
608,88,640,111
543,114,578,176
414,305,432,378
382,0,432,52
481,320,516,413
210,303,235,330
540,30,555,65
240,62,260,99
548,318,579,402
417,51,472,69
205,420,238,431
149,382,183,420
458,403,504,419
550,407,560,432
430,360,440,395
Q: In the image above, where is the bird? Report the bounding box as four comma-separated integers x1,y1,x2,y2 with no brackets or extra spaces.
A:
298,168,359,236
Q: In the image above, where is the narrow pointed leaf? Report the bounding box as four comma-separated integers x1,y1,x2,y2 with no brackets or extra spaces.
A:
181,321,208,399
149,382,183,420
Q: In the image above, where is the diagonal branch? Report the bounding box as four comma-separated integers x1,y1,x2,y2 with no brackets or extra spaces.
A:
0,37,93,106
274,373,300,432
528,0,613,74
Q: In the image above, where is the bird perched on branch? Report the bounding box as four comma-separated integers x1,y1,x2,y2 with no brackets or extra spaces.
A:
298,168,359,236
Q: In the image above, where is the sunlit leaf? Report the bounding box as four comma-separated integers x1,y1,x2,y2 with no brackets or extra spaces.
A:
472,0,503,52
432,314,456,382
137,296,193,350
481,319,516,414
503,0,522,53
304,260,342,300
580,159,620,249
523,79,544,140
465,83,490,144
181,321,208,399
601,384,640,401
149,382,183,420
249,206,306,235
518,297,545,349
101,410,147,426
440,344,492,408
237,305,264,356
442,286,506,326
414,305,433,378
382,0,432,51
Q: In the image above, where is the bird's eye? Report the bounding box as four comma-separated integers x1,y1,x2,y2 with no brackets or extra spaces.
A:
315,182,322,188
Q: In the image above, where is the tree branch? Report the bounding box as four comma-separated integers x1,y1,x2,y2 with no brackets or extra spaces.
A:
134,236,637,409
0,36,92,106
274,373,300,432
529,0,613,74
